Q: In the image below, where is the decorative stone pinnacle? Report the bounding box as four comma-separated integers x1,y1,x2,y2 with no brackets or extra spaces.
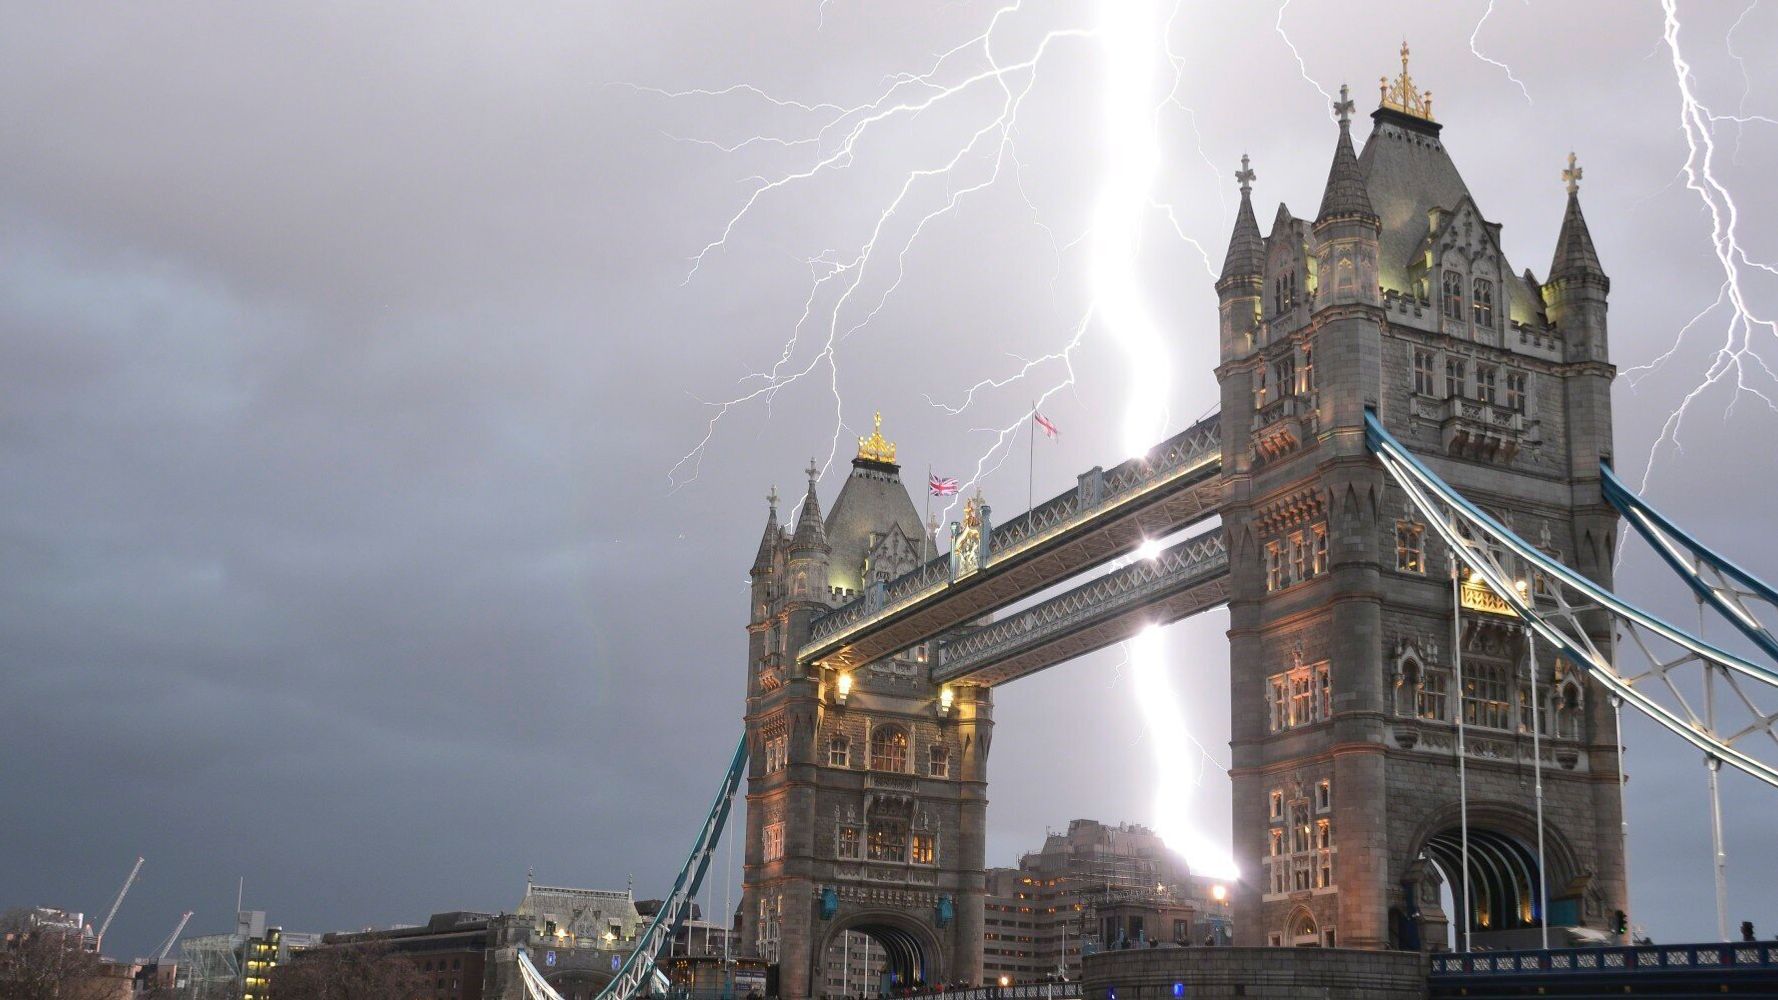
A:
806,458,820,486
1236,153,1256,194
856,411,897,464
1563,151,1583,195
1334,83,1354,126
766,485,779,511
1379,39,1435,121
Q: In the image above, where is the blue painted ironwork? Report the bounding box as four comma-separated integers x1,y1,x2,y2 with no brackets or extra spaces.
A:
1602,463,1778,662
1365,410,1778,788
1430,940,1778,976
522,736,748,1000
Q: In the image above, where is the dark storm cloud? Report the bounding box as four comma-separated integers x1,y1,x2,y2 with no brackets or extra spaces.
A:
3,0,1777,958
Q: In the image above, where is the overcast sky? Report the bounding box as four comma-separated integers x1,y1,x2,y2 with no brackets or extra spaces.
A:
5,0,1778,958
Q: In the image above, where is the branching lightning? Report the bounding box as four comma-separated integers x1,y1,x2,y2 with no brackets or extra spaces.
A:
1469,0,1534,105
1627,0,1778,493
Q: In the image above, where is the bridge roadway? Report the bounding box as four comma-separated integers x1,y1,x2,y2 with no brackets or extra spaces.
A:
932,527,1229,686
799,412,1224,673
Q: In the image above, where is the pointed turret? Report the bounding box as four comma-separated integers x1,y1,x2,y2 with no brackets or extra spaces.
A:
751,487,781,576
1549,154,1605,281
1219,154,1265,283
790,462,828,555
1316,85,1377,225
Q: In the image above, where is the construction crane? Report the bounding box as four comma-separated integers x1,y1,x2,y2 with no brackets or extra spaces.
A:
94,856,144,952
152,911,194,965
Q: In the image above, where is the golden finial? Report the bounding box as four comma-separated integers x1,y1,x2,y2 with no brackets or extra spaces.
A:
1379,39,1434,122
856,411,897,465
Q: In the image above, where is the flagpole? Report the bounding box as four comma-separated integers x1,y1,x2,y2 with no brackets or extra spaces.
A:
1027,400,1036,517
922,463,933,565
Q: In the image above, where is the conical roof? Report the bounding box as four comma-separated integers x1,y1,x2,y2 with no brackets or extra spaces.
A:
790,467,828,553
1317,94,1377,224
751,492,781,574
1219,160,1265,283
1549,190,1604,281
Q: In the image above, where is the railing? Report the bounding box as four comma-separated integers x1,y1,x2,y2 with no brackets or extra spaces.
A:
935,530,1227,680
1430,942,1778,976
807,413,1221,647
920,984,1082,1000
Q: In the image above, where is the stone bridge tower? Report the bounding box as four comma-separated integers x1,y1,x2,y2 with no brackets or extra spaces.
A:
1215,54,1626,950
741,416,990,998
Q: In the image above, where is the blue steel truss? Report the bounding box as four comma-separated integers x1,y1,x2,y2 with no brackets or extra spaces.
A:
1601,463,1778,663
1365,411,1778,788
521,736,748,1000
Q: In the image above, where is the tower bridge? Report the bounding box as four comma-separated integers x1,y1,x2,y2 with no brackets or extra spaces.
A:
520,51,1778,1000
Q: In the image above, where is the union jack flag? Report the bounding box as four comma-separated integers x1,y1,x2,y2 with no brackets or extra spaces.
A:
929,474,960,497
1034,412,1060,438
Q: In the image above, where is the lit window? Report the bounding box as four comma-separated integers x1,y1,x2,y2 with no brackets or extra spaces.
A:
1290,531,1307,583
764,823,785,862
868,823,907,862
1269,829,1284,857
1316,779,1331,812
1266,541,1285,592
1269,789,1284,820
1254,367,1269,410
927,745,950,779
1418,670,1449,722
1316,819,1332,850
1269,678,1288,732
1413,349,1437,395
1472,277,1494,327
838,827,860,858
1301,341,1316,393
911,834,935,865
1312,525,1328,576
828,736,850,768
869,726,908,772
1396,521,1425,575
1442,270,1464,320
1273,357,1296,401
1462,663,1513,731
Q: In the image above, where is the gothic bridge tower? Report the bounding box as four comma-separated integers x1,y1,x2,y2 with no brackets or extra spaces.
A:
742,416,990,998
1216,50,1625,950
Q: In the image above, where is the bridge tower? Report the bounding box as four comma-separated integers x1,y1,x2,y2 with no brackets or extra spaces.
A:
742,417,990,998
1216,53,1625,950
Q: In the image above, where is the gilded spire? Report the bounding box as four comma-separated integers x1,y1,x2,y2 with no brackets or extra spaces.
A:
1379,40,1434,121
856,411,897,465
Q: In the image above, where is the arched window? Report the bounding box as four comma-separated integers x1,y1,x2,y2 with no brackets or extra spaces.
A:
1442,270,1464,320
828,735,851,768
870,725,909,772
868,821,907,862
1472,277,1495,327
927,745,950,778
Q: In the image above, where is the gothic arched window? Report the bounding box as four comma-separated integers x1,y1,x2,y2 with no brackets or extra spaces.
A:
1472,277,1495,328
827,735,851,768
927,745,950,778
1442,270,1464,320
870,725,909,772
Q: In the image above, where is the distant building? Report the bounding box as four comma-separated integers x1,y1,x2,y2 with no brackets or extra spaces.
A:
176,911,320,1000
981,819,1233,984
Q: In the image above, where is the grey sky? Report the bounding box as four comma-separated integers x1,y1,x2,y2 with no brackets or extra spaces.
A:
4,0,1777,958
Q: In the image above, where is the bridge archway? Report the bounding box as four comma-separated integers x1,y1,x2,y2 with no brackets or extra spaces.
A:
817,910,944,993
540,969,613,1000
1406,804,1576,946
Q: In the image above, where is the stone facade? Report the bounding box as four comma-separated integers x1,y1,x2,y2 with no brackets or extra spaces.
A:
743,425,990,998
1215,62,1624,950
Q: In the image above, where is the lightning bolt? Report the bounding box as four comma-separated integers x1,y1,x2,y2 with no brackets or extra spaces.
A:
1275,0,1334,111
636,0,1239,876
1627,0,1778,493
1469,0,1534,104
